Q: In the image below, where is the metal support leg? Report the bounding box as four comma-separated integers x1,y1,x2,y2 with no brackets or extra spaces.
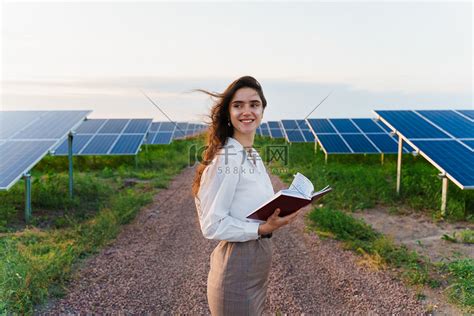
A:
24,173,32,223
135,155,138,168
396,136,403,194
381,153,384,166
441,176,448,216
68,133,74,198
325,153,328,164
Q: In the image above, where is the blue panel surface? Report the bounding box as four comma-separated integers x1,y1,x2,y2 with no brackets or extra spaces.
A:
269,128,284,138
12,111,89,139
111,134,144,154
261,123,271,136
366,134,398,153
286,130,305,142
352,119,385,133
307,119,336,133
461,140,474,150
158,122,176,132
375,110,449,139
317,135,351,153
81,135,118,154
124,119,152,134
281,120,298,130
150,122,161,132
458,110,474,120
0,140,56,189
330,119,359,133
296,120,310,130
0,111,43,139
146,132,156,144
417,110,474,138
302,130,315,142
98,119,128,134
153,132,173,144
268,121,280,129
342,134,379,153
412,140,474,188
54,135,93,155
75,119,107,134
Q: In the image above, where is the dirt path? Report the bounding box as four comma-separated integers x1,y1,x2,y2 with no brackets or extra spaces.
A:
37,166,426,314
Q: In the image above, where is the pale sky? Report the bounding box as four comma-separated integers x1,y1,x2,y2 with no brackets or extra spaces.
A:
1,1,472,121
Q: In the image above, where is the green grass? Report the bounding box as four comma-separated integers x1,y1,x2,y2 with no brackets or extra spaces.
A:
0,138,201,314
440,258,474,309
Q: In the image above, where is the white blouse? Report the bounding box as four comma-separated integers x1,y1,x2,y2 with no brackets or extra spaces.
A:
195,137,275,242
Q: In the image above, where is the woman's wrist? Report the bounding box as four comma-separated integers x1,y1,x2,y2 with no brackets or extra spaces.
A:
258,223,272,235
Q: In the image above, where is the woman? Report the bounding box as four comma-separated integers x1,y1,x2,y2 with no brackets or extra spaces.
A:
193,76,300,315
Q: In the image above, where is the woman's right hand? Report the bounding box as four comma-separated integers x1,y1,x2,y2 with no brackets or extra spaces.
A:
258,208,300,235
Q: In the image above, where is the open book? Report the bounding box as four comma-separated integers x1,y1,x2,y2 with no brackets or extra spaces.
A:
246,173,332,221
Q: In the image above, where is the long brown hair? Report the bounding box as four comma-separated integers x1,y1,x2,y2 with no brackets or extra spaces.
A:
192,76,267,197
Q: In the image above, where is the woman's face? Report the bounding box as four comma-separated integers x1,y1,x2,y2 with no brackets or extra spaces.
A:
228,87,264,137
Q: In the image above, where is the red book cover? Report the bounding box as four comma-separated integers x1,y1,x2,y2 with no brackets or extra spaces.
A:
246,186,332,221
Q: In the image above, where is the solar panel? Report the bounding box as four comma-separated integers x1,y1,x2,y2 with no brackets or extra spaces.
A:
456,110,474,121
150,122,161,132
158,122,177,132
260,122,271,137
316,135,351,153
266,121,284,139
173,122,188,140
307,118,407,155
110,134,144,154
98,119,129,134
0,110,90,190
341,134,379,153
330,119,359,133
412,140,474,189
152,132,174,144
53,118,152,156
374,111,450,139
461,140,474,150
375,109,474,189
417,110,474,138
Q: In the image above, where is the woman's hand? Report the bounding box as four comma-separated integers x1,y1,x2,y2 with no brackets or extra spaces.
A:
258,208,299,235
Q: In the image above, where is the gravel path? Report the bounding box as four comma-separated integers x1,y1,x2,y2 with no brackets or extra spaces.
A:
37,166,425,314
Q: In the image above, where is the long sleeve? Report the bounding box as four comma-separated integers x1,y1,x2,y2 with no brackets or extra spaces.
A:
196,155,260,242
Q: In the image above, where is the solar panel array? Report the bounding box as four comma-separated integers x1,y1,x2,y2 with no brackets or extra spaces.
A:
375,110,474,189
53,119,152,156
0,111,90,190
307,118,410,154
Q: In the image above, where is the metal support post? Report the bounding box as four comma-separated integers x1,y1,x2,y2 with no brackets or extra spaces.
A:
24,172,32,223
381,153,384,166
396,135,403,194
441,175,448,217
68,133,74,198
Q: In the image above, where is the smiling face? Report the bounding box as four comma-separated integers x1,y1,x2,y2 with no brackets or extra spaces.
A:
229,87,264,139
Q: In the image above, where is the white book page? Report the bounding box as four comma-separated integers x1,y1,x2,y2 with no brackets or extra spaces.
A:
288,173,314,198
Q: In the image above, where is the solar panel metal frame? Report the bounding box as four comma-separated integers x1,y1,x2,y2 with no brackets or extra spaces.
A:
53,118,152,156
0,110,91,190
374,109,474,190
